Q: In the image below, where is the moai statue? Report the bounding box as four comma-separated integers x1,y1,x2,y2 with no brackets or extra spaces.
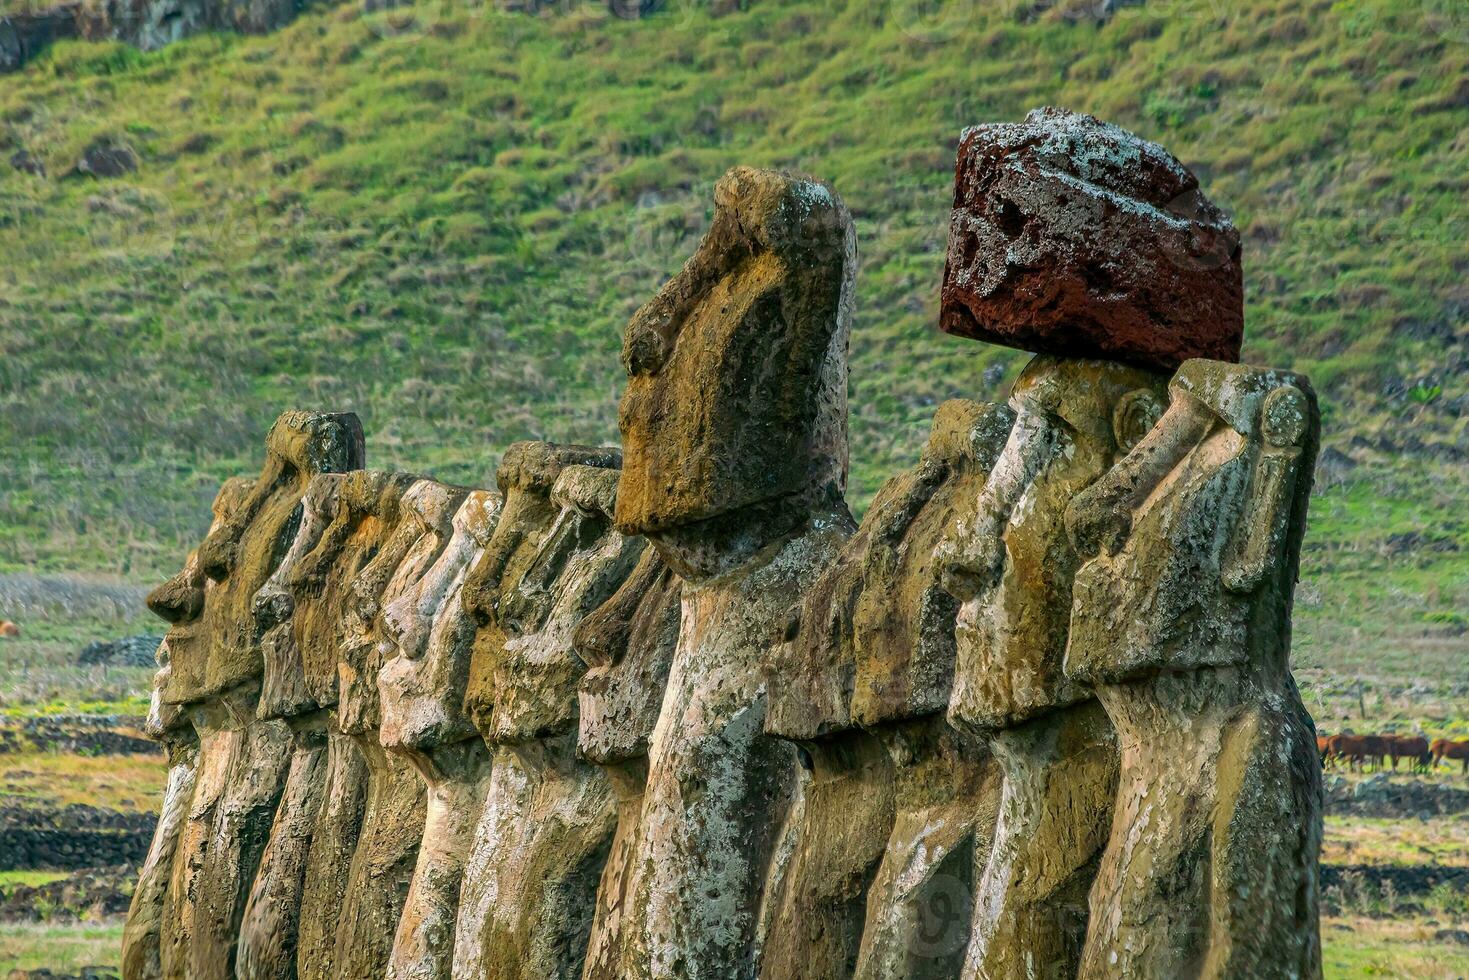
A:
295,469,422,980
236,473,346,980
762,399,1013,980
378,487,501,980
332,478,468,978
612,166,857,979
122,477,252,980
936,108,1243,979
574,545,681,980
454,448,638,980
186,413,363,980
1065,361,1323,978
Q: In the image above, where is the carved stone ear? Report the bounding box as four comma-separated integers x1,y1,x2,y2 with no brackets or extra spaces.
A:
1112,388,1165,454
1262,385,1309,448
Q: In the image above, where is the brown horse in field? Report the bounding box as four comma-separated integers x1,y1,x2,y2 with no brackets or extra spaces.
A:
0,621,18,638
1326,734,1389,772
1388,735,1429,770
1316,734,1331,768
1430,739,1469,774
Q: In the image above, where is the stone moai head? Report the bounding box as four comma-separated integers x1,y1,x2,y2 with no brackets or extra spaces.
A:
940,107,1242,373
945,356,1166,734
171,411,364,705
765,399,1016,740
616,166,857,580
338,478,467,736
487,463,643,745
144,476,255,740
379,489,500,753
311,469,420,712
461,441,622,742
574,544,681,767
253,472,344,721
1064,360,1320,686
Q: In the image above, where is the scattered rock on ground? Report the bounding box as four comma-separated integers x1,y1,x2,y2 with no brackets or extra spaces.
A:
78,634,161,667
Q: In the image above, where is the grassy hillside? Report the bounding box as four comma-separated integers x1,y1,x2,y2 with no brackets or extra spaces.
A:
0,0,1464,700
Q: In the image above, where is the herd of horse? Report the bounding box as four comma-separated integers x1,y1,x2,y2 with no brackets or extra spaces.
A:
1318,732,1469,773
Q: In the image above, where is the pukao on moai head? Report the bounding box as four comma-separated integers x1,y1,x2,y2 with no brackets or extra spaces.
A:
1064,361,1323,979
936,108,1243,979
170,410,365,704
124,477,252,980
294,468,421,980
761,399,1013,980
377,487,499,980
454,448,638,980
611,166,856,979
574,545,681,980
330,476,465,980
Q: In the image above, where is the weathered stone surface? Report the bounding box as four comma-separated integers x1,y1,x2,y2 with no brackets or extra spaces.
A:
760,399,1013,980
177,411,364,704
1065,359,1323,978
296,470,420,980
455,461,638,980
940,107,1242,373
941,355,1164,979
615,166,854,579
574,547,681,980
332,478,463,980
612,166,857,979
131,478,250,980
379,488,500,980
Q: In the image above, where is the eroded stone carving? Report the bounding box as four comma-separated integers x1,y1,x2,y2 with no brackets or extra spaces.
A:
123,476,251,980
612,166,857,978
380,486,500,980
764,398,1015,980
1065,360,1323,978
575,545,681,980
455,448,636,980
332,478,465,979
297,470,422,980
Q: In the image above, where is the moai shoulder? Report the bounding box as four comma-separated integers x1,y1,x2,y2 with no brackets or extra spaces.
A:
185,411,364,703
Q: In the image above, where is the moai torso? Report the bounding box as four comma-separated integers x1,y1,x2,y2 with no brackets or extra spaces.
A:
612,166,857,980
575,545,681,980
332,477,466,980
295,469,421,980
379,487,500,980
455,450,638,980
1065,360,1323,979
761,399,1013,980
123,477,250,980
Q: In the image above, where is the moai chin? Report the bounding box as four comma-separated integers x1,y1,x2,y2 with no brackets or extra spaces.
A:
454,450,638,980
236,473,348,980
1065,360,1323,978
295,470,422,980
124,477,251,980
331,477,466,979
761,399,1013,980
574,545,681,980
612,166,857,979
937,108,1243,980
185,413,364,980
378,487,500,980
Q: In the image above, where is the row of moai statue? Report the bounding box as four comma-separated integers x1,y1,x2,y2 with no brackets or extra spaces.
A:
122,108,1324,980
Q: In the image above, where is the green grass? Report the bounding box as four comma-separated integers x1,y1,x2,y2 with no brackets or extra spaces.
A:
1323,917,1469,979
0,0,1464,709
0,921,122,974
